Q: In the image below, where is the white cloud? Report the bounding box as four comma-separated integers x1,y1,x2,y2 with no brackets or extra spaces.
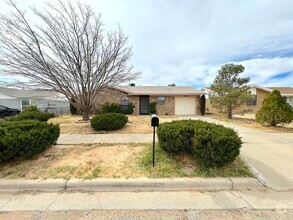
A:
1,0,293,88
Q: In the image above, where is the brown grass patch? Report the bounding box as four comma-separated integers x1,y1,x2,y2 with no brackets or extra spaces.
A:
207,113,293,133
0,143,252,179
48,115,178,134
0,144,145,179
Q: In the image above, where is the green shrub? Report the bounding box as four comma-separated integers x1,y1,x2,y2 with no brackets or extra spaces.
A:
7,105,55,122
121,102,135,115
90,113,128,131
149,102,157,114
98,102,134,115
157,120,242,167
99,103,122,114
0,120,60,161
256,90,293,126
192,123,242,167
157,120,199,153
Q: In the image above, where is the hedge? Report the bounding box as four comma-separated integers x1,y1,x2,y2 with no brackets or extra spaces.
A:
0,120,60,161
6,105,55,122
157,120,242,167
90,113,128,131
98,103,135,115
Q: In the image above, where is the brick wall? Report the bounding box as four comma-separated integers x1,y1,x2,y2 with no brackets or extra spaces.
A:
149,96,175,116
129,95,140,115
95,88,128,109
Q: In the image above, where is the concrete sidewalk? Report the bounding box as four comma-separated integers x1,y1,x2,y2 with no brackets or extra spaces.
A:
0,190,292,212
57,133,153,144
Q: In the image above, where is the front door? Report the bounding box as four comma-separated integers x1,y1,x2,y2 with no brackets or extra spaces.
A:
140,96,149,115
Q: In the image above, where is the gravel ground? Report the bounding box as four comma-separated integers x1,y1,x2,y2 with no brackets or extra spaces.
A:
0,209,292,220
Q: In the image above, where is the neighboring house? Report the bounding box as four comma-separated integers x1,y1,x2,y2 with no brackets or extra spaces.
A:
202,84,293,114
0,87,69,112
97,86,204,116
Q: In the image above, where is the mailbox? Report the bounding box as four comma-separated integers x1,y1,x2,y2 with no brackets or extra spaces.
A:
151,114,159,127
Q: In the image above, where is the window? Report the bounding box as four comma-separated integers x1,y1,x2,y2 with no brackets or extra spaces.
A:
31,99,37,105
157,96,166,105
121,96,129,110
21,98,30,110
247,95,257,106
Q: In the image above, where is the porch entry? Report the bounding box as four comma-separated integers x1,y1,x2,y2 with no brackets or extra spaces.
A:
139,95,149,115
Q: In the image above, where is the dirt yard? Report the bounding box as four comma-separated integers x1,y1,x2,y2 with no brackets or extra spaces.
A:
48,115,178,134
0,144,146,179
0,143,252,179
207,113,293,133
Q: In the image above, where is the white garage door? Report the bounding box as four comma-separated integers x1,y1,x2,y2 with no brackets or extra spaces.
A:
175,97,196,115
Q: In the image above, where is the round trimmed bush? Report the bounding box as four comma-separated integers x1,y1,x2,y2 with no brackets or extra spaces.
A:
90,113,128,131
0,120,60,161
157,120,242,167
157,120,200,153
192,123,242,167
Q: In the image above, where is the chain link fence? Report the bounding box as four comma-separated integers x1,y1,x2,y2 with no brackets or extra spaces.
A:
39,107,71,116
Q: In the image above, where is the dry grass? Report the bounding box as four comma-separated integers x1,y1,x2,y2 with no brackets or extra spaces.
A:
0,143,252,179
207,113,293,133
0,144,145,179
48,115,178,134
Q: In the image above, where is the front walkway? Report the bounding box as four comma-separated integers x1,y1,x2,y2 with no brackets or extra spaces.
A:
57,133,153,144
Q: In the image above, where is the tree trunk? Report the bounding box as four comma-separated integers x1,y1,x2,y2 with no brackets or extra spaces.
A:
82,110,90,121
227,106,232,119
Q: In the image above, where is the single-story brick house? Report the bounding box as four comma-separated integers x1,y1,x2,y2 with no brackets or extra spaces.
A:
96,86,204,116
202,84,293,114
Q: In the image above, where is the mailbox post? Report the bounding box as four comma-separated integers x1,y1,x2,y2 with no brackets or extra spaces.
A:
151,114,159,167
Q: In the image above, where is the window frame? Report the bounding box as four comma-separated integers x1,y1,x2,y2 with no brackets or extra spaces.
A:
157,96,166,105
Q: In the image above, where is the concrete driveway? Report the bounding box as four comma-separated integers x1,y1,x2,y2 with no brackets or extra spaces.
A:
189,116,293,191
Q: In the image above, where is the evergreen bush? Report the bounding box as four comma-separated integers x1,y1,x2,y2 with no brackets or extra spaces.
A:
256,90,293,126
98,102,134,115
149,102,157,114
90,113,128,131
157,120,242,167
7,105,55,122
0,120,60,161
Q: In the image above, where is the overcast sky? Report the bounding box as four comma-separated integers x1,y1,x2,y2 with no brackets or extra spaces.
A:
1,0,293,88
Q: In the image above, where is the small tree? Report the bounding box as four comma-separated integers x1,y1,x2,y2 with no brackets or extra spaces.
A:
199,95,206,116
210,63,251,119
256,90,293,126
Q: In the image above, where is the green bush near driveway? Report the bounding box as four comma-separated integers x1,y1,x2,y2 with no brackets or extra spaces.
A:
90,113,128,131
0,120,60,162
157,120,242,168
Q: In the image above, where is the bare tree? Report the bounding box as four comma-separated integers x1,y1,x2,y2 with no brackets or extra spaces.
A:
0,0,138,120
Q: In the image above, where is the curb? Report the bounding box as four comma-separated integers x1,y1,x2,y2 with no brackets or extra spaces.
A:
0,179,66,192
0,177,264,192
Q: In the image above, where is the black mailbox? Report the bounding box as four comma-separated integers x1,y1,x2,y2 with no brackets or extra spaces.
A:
151,114,159,127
